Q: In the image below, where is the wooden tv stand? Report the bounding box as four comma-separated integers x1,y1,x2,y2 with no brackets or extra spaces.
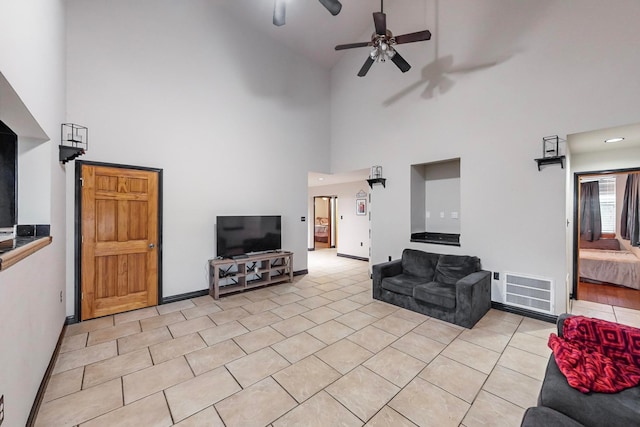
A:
209,251,293,299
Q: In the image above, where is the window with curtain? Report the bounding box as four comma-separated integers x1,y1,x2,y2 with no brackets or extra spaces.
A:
598,177,616,234
580,180,601,241
621,173,640,247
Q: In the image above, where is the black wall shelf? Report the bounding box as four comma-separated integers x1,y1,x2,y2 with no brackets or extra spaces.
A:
59,146,85,164
534,155,565,171
366,178,386,188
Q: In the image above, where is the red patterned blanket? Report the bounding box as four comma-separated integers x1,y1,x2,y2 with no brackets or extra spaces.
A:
548,315,640,393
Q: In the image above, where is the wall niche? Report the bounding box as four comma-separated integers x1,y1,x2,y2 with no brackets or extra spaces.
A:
410,158,461,246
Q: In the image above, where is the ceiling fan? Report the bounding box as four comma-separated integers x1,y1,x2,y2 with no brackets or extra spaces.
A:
273,0,342,27
335,0,432,77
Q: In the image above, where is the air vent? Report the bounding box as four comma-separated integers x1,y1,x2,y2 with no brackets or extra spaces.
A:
504,272,554,314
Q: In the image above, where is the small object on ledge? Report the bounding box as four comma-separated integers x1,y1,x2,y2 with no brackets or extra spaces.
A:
0,227,15,249
368,165,385,188
534,155,565,171
543,135,560,158
0,239,14,250
0,227,15,240
366,178,386,188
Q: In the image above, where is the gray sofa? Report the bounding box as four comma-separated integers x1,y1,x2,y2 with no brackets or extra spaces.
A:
521,313,640,427
372,248,491,328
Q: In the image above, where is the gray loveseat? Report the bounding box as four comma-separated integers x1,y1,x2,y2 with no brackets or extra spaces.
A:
521,313,640,427
372,248,491,328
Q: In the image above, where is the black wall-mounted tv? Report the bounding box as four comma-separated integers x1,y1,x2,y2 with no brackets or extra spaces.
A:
216,215,282,258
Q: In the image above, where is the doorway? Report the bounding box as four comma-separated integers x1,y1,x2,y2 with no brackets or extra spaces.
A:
77,162,162,320
0,121,17,230
574,169,640,310
313,196,337,250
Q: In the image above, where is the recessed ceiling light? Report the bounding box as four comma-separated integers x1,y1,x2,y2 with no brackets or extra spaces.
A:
318,177,324,181
605,137,625,143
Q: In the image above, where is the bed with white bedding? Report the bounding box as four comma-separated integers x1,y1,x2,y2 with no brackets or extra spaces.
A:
579,248,640,290
314,217,329,243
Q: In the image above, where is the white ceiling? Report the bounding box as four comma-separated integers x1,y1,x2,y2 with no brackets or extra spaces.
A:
216,0,560,71
568,122,640,155
218,0,398,68
308,169,370,187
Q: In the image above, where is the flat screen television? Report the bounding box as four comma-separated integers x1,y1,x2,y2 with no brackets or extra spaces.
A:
216,215,281,258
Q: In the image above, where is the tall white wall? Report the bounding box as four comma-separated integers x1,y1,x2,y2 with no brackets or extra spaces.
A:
309,181,370,259
0,1,67,425
330,0,640,314
65,0,331,308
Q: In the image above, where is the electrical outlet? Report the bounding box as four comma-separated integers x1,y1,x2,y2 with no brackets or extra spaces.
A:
60,291,63,302
360,242,363,246
1,394,5,426
493,272,500,280
388,256,392,262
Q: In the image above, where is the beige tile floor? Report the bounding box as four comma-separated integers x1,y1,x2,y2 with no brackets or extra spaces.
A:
34,249,640,426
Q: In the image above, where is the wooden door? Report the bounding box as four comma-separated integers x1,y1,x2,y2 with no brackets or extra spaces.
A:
81,164,159,320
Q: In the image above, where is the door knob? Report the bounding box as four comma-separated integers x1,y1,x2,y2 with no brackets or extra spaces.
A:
149,243,155,249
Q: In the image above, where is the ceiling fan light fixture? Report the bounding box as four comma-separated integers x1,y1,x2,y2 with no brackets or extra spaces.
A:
372,44,396,62
387,46,396,59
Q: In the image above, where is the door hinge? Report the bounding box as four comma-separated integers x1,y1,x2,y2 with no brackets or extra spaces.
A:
81,292,84,300
81,235,84,244
80,177,84,187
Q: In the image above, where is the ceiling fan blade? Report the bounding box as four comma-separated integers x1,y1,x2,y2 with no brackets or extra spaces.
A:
318,0,342,16
335,42,371,51
391,51,411,73
394,30,432,45
358,57,375,77
373,12,386,36
273,0,285,26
